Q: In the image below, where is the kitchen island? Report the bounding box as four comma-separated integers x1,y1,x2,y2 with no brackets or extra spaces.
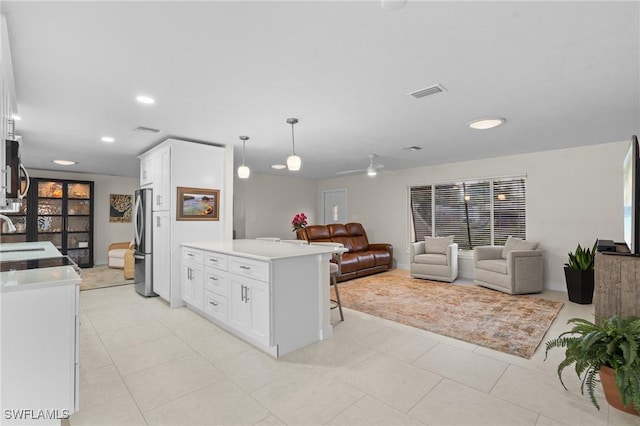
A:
1,241,81,425
181,239,345,357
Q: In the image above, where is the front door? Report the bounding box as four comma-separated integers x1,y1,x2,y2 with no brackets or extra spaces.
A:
322,189,347,224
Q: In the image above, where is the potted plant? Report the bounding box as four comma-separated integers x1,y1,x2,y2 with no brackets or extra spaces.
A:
564,241,597,304
545,316,640,415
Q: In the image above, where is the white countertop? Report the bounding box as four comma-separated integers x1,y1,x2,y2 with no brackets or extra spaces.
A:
0,241,63,262
0,242,80,292
182,239,346,261
1,266,81,292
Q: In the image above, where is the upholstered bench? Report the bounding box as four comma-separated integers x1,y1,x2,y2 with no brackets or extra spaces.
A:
108,242,134,279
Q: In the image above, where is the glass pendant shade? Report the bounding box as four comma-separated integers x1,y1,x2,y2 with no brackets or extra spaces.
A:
286,118,301,171
367,166,377,176
238,136,250,179
287,154,301,171
237,165,250,179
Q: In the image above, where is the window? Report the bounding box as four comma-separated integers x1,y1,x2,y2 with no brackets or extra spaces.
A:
410,177,526,249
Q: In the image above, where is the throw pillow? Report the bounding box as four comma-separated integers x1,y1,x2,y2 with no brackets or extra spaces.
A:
425,236,454,254
502,236,539,259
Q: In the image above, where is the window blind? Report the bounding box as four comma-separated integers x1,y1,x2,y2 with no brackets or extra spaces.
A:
410,186,432,241
409,177,526,249
493,178,526,245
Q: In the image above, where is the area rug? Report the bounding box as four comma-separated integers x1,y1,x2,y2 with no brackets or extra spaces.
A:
338,273,563,359
80,265,133,291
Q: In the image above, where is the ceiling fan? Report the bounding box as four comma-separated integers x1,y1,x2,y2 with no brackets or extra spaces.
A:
336,154,385,176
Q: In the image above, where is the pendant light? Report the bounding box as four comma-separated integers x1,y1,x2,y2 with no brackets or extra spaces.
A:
237,136,250,179
286,118,301,171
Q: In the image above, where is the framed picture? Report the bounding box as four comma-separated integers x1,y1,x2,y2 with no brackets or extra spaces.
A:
177,187,220,221
109,194,133,223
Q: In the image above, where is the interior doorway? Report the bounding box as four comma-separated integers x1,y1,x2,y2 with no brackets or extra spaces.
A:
322,189,347,224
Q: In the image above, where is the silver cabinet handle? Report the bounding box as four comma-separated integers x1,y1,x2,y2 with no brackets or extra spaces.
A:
187,253,194,258
244,286,250,303
156,216,161,227
209,300,218,306
239,265,251,270
209,258,218,263
240,285,246,302
209,275,218,281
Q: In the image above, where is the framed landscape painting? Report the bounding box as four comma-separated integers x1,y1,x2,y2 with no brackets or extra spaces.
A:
176,187,220,221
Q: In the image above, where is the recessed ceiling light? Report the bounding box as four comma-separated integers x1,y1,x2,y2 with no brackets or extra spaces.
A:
53,160,77,166
136,95,155,104
101,136,115,143
11,114,21,121
467,117,506,130
271,164,287,170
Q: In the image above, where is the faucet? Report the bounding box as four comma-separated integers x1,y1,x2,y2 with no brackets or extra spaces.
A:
0,214,16,233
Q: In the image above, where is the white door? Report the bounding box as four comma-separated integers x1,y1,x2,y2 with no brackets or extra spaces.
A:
322,189,347,224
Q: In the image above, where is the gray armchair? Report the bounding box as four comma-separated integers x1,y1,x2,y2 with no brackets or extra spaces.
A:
473,237,543,294
410,238,458,282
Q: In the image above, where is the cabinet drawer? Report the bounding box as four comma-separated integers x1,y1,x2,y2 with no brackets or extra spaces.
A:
205,252,228,271
204,268,229,297
229,256,270,283
204,291,227,323
183,248,204,264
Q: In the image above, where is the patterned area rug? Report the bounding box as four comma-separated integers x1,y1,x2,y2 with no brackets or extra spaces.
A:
80,265,133,291
338,273,563,359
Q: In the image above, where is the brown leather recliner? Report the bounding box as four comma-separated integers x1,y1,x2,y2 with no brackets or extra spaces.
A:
297,223,393,282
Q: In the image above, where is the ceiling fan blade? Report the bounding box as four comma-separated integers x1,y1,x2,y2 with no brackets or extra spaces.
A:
336,168,366,175
374,164,385,169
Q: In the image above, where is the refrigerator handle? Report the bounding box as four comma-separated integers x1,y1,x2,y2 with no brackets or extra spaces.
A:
134,194,142,247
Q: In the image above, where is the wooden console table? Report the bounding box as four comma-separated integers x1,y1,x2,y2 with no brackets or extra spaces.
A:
594,252,640,322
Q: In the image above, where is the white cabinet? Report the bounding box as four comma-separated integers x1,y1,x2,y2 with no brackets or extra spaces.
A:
1,271,80,418
226,255,270,346
228,273,270,346
140,146,171,211
182,247,204,311
180,240,338,357
153,146,171,211
153,211,171,300
140,155,153,187
139,139,228,308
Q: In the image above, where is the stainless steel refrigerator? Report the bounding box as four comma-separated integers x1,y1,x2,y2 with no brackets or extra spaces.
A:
134,188,156,296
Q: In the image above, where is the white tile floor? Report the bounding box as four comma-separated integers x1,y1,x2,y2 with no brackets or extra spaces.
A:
69,273,640,426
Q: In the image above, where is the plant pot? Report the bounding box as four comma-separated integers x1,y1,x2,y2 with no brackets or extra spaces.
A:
563,267,594,304
600,366,639,415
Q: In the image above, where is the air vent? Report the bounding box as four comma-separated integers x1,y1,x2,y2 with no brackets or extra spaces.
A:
402,146,422,151
408,84,447,99
134,126,161,133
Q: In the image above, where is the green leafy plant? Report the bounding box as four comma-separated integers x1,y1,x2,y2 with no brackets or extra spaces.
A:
545,316,640,411
565,241,597,271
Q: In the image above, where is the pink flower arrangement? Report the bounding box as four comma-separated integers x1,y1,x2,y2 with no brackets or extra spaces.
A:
291,212,308,231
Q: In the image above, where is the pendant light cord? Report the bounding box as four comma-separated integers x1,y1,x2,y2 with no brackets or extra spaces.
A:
291,122,296,155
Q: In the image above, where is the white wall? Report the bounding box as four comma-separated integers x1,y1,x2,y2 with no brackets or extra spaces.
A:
29,169,139,265
234,174,318,240
316,141,627,291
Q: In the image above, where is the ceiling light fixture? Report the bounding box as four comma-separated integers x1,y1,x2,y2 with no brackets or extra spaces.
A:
286,117,301,171
467,117,506,130
11,114,21,121
271,164,286,170
367,156,378,177
136,95,155,104
53,160,77,166
101,136,115,143
237,136,250,179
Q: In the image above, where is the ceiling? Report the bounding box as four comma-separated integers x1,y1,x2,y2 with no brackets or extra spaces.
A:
3,1,639,179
